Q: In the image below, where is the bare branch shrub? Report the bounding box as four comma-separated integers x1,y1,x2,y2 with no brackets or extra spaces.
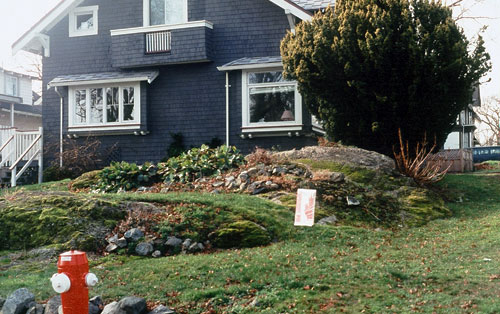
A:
317,137,339,147
393,129,450,186
245,147,276,166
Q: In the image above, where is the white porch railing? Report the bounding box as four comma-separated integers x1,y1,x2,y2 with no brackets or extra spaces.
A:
0,127,43,187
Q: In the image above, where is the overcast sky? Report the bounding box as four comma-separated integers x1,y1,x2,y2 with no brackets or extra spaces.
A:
0,0,498,99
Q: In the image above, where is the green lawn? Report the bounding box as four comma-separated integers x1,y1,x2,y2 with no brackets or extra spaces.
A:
2,173,500,313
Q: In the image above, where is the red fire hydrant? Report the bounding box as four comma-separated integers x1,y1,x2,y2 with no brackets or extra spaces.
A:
50,251,98,314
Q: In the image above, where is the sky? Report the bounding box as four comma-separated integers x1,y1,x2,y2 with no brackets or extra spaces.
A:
0,0,499,99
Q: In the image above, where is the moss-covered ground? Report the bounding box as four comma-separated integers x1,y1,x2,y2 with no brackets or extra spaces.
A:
1,173,500,313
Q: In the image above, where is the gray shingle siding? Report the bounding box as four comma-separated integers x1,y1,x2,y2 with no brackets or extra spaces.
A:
42,0,317,165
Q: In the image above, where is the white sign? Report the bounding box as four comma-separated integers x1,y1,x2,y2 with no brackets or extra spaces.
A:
294,189,316,227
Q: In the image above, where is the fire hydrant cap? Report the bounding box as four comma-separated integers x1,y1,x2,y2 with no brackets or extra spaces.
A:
85,273,98,287
51,273,71,293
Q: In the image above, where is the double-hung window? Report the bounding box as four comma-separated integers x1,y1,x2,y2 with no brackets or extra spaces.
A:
69,83,140,131
149,0,187,25
5,75,18,96
242,70,302,131
69,6,99,37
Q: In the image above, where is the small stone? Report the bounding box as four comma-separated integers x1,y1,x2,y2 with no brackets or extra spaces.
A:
212,181,224,188
152,250,162,258
252,187,267,195
148,304,175,314
135,242,154,256
118,296,147,313
124,228,144,242
26,304,44,314
44,295,61,314
238,171,249,182
101,301,119,314
105,243,118,253
247,167,258,176
1,288,35,314
182,239,192,251
89,296,103,314
329,172,345,183
269,183,280,190
224,176,235,187
346,196,360,206
165,236,183,248
211,189,221,194
107,234,119,244
239,182,248,191
160,188,170,193
188,242,204,253
265,181,273,186
116,237,128,248
137,186,148,192
317,215,338,225
227,181,237,189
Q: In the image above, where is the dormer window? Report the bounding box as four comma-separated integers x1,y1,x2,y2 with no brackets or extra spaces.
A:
69,6,99,37
148,0,187,25
5,75,18,96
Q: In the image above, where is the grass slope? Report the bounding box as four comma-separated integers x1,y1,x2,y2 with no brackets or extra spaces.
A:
1,174,500,313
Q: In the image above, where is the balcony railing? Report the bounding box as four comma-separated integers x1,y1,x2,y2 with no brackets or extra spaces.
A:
145,31,171,54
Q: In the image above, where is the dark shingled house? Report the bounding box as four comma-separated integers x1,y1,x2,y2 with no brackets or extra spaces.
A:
13,0,334,164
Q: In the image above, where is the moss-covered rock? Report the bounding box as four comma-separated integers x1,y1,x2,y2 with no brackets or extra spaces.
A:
69,170,101,190
0,192,126,251
211,220,271,248
399,188,451,226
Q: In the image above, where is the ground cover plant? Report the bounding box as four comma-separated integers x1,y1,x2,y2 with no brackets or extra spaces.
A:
2,173,500,313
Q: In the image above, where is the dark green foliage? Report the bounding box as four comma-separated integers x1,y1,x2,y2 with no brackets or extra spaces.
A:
158,145,245,183
206,137,223,149
165,132,186,160
96,162,158,192
281,0,490,156
43,166,77,182
211,220,271,248
0,192,126,250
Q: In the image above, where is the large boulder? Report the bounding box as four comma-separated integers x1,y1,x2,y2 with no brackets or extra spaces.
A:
117,297,147,314
1,288,35,314
211,220,271,248
275,146,395,173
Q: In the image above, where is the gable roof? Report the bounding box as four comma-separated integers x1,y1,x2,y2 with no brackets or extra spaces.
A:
0,67,38,81
12,0,333,57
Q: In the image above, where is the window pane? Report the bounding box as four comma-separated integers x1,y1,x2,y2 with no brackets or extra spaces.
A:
165,0,185,24
106,87,119,123
150,0,166,25
75,90,87,124
5,76,17,96
248,71,289,84
76,13,93,30
249,86,295,123
90,88,103,124
123,87,135,121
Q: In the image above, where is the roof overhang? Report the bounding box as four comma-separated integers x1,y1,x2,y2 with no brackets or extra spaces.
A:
0,94,23,104
12,0,85,57
47,70,160,88
217,57,283,71
269,0,313,21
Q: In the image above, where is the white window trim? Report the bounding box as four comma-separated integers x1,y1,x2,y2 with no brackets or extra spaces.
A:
69,5,99,37
68,82,141,132
241,68,303,133
5,75,19,97
143,0,188,27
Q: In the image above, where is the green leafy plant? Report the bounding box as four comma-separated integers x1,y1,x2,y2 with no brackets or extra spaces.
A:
95,162,158,192
158,145,245,183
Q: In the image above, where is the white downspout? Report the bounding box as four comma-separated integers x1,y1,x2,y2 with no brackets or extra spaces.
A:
225,71,230,146
54,87,64,168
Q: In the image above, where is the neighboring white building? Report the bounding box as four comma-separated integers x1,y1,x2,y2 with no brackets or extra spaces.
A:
0,67,41,130
443,87,481,150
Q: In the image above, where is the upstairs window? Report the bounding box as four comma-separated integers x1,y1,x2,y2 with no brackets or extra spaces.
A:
5,75,18,96
149,0,187,25
69,6,99,37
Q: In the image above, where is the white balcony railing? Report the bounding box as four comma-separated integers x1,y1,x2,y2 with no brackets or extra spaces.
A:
145,31,171,54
